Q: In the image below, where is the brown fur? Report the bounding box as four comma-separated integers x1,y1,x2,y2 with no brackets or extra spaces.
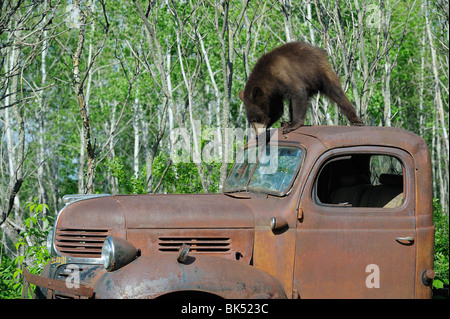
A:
239,41,364,134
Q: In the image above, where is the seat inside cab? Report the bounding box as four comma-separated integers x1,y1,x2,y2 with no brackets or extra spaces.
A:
316,154,404,208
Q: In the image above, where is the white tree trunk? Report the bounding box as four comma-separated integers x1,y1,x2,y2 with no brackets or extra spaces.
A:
133,94,140,179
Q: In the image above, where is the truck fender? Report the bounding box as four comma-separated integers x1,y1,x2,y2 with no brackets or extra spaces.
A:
93,254,287,299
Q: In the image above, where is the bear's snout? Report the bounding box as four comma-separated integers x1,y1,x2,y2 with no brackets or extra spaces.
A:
251,122,267,136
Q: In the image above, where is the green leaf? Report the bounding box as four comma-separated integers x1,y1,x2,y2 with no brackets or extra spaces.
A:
433,279,444,289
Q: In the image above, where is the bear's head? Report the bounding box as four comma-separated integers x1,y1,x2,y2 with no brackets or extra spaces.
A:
239,86,271,135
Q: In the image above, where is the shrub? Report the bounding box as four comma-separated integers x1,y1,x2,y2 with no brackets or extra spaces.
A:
433,198,449,289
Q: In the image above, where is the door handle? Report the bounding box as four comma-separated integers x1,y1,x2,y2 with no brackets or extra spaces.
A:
396,236,414,244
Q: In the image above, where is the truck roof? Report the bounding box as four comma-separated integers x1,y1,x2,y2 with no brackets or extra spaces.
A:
285,126,427,156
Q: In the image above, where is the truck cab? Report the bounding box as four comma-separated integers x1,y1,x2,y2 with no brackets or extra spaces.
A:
24,126,435,299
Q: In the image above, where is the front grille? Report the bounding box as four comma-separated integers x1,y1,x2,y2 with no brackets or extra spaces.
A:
55,228,110,258
158,237,231,254
53,264,100,299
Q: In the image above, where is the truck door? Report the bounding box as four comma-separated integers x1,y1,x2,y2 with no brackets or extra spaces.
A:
294,147,417,298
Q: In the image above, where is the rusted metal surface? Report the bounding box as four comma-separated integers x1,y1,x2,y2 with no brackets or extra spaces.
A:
422,269,436,285
92,254,286,299
246,126,433,298
127,228,254,265
23,266,93,299
287,138,413,298
24,126,434,299
116,194,254,229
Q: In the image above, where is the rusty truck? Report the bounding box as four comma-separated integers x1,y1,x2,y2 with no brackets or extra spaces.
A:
24,126,435,299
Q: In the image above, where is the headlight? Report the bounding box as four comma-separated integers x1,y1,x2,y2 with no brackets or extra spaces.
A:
101,236,138,272
46,226,55,255
102,237,114,270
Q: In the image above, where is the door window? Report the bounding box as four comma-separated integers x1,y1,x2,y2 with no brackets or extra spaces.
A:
315,154,404,208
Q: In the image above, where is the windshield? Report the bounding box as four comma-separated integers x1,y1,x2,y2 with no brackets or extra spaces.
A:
224,146,303,195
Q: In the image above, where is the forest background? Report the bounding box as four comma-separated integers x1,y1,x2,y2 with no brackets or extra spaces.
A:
0,0,448,298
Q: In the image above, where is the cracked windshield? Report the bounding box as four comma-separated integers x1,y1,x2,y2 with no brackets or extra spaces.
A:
225,146,303,195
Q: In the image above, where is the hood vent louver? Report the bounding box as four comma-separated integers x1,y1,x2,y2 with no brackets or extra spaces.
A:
158,237,231,254
55,228,110,258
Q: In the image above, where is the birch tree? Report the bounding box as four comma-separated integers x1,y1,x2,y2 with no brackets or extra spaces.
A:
0,1,55,226
68,0,110,194
169,1,212,192
424,0,449,211
201,0,250,191
1,1,60,262
132,0,177,193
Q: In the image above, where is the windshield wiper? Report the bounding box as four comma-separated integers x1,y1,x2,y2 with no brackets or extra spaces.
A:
223,191,251,199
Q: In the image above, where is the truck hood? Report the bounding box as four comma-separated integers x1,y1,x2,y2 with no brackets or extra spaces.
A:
116,194,254,229
57,194,254,230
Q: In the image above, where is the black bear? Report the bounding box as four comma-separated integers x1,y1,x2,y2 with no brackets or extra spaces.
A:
239,41,364,134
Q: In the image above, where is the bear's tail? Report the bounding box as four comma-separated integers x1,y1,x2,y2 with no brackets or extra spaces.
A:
321,70,364,126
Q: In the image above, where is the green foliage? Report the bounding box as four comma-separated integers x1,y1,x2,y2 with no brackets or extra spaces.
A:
0,201,53,298
152,152,204,194
108,157,147,194
0,255,20,299
433,198,449,289
15,202,53,298
151,150,223,194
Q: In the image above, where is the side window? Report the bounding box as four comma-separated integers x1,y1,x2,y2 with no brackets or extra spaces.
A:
315,154,404,208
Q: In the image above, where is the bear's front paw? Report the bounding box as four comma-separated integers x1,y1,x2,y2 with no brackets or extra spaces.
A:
282,121,303,134
282,125,297,134
351,121,365,127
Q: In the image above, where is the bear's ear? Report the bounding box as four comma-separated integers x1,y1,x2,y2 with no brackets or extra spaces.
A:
252,86,263,100
238,90,245,102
